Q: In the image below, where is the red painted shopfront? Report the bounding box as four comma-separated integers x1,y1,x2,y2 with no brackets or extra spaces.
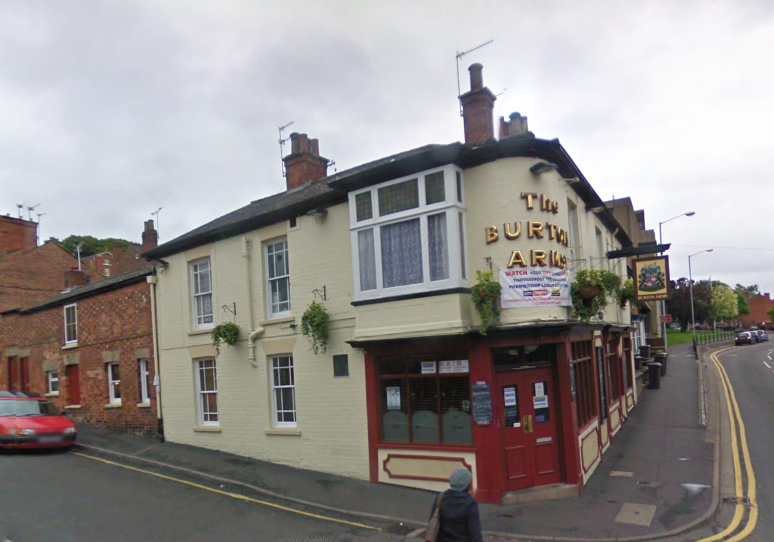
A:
361,324,634,504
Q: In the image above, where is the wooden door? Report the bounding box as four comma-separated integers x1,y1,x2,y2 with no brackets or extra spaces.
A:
497,368,562,491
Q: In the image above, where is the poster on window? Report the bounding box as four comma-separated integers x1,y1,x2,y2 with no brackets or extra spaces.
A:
499,268,571,308
386,387,401,410
439,360,469,374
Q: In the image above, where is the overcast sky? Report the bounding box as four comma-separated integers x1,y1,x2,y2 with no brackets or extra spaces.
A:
2,1,773,294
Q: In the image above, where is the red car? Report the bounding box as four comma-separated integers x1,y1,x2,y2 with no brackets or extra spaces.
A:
0,391,77,449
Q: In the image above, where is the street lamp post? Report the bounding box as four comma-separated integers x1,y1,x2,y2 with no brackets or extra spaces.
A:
658,212,695,352
689,249,714,359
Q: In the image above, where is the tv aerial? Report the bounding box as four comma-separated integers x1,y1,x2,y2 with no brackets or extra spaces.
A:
278,121,294,179
456,39,493,116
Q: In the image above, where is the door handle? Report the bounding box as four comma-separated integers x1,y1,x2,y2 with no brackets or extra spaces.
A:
522,415,529,432
527,415,534,434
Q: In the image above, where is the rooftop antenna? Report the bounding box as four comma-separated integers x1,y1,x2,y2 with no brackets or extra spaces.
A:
278,121,294,178
16,203,23,219
151,207,163,241
27,204,40,221
456,39,493,116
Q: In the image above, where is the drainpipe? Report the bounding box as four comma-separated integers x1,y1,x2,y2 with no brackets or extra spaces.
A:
147,271,164,441
242,236,264,367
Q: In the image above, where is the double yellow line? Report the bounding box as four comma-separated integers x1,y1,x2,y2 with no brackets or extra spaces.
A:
72,452,378,531
694,347,757,542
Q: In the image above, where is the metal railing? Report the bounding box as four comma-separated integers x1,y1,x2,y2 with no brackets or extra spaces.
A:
694,330,735,345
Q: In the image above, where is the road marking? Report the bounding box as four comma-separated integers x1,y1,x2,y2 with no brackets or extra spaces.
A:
71,452,378,531
764,362,771,369
693,347,758,542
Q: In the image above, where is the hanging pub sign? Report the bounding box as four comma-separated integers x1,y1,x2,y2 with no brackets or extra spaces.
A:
633,256,670,301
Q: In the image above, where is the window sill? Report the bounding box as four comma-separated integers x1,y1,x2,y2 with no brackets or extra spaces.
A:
258,316,296,326
265,428,301,436
105,402,122,409
352,287,471,307
137,402,151,409
45,392,60,397
65,405,82,410
61,343,79,350
193,426,222,433
188,328,214,336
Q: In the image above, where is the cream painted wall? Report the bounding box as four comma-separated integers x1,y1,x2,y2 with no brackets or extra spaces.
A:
156,205,370,480
464,158,628,327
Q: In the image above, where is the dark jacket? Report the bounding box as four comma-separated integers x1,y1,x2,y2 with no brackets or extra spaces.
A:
428,489,484,542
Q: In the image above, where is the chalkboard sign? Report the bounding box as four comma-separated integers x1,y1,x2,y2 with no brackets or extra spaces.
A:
472,381,493,426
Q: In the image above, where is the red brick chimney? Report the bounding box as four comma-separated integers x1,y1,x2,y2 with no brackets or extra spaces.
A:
0,215,38,253
64,268,89,289
499,112,531,139
459,63,497,145
142,220,158,253
282,133,329,190
112,242,124,260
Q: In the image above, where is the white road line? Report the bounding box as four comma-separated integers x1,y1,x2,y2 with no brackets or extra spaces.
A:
765,362,772,369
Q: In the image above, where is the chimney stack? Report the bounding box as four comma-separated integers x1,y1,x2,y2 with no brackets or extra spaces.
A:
283,133,329,190
499,112,531,139
0,215,38,253
142,220,158,254
459,63,497,145
64,268,89,290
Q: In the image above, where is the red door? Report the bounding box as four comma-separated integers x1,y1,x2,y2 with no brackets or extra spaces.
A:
8,356,19,391
496,368,562,491
67,365,81,405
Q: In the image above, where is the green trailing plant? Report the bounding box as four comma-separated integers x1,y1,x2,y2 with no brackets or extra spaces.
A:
618,279,636,308
211,322,240,356
301,301,331,354
471,270,502,336
571,269,622,322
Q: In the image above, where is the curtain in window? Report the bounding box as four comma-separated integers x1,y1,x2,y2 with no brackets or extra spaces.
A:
381,219,422,288
428,213,449,281
358,229,377,291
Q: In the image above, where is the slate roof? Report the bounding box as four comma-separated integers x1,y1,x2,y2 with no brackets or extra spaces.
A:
144,136,632,260
12,265,154,315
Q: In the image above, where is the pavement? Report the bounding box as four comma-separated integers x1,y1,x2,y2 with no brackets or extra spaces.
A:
72,341,729,542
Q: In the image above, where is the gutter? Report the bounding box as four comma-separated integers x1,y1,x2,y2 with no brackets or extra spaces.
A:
147,271,164,441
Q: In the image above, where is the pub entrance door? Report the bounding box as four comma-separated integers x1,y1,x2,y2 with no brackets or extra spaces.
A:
495,368,561,492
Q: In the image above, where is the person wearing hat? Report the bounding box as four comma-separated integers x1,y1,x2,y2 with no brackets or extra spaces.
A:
427,467,484,541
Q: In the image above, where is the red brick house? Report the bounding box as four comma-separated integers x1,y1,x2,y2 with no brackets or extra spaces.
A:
741,293,774,330
0,221,161,437
0,216,103,313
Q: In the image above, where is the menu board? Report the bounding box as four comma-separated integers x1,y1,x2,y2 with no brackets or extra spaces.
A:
472,381,493,426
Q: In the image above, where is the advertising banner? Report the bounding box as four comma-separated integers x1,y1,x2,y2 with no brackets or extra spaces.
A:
499,268,572,308
634,256,670,301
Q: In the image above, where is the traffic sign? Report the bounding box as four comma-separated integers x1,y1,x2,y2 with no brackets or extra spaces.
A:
660,315,673,323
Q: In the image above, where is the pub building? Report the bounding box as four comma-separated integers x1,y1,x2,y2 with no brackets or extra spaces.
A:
145,63,641,506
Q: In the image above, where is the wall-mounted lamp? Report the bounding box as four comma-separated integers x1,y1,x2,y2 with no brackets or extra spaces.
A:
562,177,581,185
306,208,328,223
590,206,606,214
529,162,559,175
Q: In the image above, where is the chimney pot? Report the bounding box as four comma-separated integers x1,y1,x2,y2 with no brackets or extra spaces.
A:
142,219,158,253
310,138,319,156
290,132,301,153
469,63,484,90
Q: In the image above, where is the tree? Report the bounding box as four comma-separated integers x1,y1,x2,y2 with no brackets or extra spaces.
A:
735,284,760,297
768,306,774,326
55,235,133,258
710,284,738,322
666,278,712,332
736,292,750,318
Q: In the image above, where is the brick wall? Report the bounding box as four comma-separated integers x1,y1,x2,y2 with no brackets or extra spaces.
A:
0,242,103,313
0,278,158,437
0,215,37,253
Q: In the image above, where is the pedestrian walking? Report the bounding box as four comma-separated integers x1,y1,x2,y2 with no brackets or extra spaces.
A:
426,467,483,542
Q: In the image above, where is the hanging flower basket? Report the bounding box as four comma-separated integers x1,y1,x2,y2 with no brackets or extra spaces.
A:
578,285,601,301
471,270,502,336
211,322,240,357
301,301,331,354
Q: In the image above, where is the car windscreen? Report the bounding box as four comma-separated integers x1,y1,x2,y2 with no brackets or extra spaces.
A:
0,399,59,416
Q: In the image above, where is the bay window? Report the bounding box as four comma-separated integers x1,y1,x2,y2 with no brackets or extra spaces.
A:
349,166,467,301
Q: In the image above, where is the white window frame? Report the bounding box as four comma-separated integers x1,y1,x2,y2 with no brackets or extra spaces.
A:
190,258,214,330
270,355,297,428
265,238,291,318
104,268,110,276
47,371,59,394
138,359,150,404
107,362,121,405
348,165,468,301
64,303,78,344
195,358,219,426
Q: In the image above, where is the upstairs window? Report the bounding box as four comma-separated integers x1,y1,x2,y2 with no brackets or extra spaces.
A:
266,238,291,317
64,303,78,344
190,258,213,329
349,166,467,301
